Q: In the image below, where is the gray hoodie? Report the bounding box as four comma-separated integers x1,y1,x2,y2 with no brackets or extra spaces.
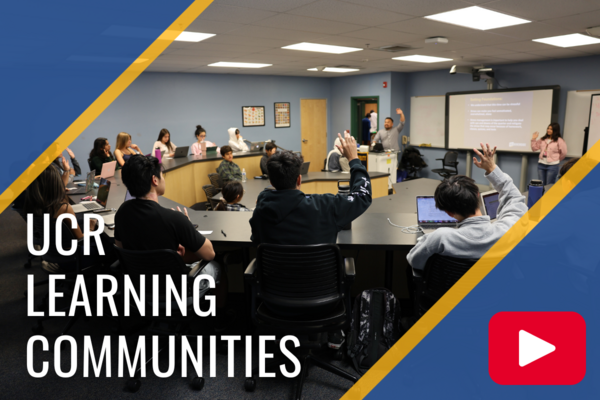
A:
407,167,527,272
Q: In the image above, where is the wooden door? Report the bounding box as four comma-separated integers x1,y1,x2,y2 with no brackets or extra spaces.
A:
301,99,327,172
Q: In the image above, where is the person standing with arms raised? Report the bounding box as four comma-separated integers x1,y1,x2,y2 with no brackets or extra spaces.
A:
371,108,405,152
531,122,567,185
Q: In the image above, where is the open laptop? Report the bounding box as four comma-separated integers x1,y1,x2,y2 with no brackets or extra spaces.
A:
68,170,95,195
173,146,189,158
72,178,111,213
100,161,117,178
300,161,310,175
416,196,458,234
249,141,265,152
481,190,500,221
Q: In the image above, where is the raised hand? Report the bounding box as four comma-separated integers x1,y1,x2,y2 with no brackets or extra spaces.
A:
473,142,497,174
335,132,358,161
532,131,539,140
66,147,75,159
396,108,403,115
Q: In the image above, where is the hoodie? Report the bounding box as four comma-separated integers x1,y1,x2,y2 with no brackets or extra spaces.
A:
250,159,372,245
228,128,249,152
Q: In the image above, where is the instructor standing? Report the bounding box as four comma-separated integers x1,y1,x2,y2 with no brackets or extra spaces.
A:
371,108,405,151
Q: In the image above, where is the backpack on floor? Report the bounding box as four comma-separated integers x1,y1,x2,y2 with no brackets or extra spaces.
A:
346,288,404,375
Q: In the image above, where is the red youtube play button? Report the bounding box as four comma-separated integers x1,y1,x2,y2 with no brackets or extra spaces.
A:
489,312,586,385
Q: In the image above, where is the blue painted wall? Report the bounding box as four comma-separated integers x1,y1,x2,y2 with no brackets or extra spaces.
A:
401,54,600,186
71,72,331,174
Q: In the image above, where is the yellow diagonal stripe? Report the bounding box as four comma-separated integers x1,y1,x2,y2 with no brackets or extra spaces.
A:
343,142,600,399
0,0,213,213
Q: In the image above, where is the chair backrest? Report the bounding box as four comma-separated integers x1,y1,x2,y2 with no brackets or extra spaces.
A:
322,158,328,172
443,151,459,167
202,184,219,210
256,243,344,310
419,254,478,312
208,173,223,189
32,215,82,266
113,245,190,303
87,159,93,172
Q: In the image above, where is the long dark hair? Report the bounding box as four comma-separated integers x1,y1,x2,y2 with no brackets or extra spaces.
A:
89,137,112,160
215,181,244,211
24,166,67,217
157,128,174,152
541,122,561,141
195,125,206,139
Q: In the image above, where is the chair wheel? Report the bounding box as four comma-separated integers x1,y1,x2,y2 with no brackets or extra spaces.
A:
191,377,204,391
125,378,141,393
32,323,43,335
244,377,256,392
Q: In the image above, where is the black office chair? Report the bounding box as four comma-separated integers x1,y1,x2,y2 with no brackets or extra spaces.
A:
244,244,358,399
321,158,328,172
414,254,478,317
30,217,98,335
399,146,427,180
113,245,219,393
202,184,220,210
208,173,224,191
87,159,93,172
431,151,459,179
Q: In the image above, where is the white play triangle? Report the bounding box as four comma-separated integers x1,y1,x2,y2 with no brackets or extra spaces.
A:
519,330,556,367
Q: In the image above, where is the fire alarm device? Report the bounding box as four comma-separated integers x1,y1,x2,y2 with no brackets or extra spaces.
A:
383,81,387,88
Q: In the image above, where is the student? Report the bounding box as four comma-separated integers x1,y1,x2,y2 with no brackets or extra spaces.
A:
153,128,177,157
227,127,249,152
114,155,231,325
325,137,350,172
250,132,372,245
190,125,219,156
51,147,81,184
24,166,113,272
89,137,116,175
260,142,277,176
362,113,372,144
114,132,142,167
214,181,251,211
407,143,528,273
216,145,242,183
371,108,405,152
531,122,567,185
369,109,378,133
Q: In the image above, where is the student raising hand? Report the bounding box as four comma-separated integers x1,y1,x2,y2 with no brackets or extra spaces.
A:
335,132,358,162
473,143,497,174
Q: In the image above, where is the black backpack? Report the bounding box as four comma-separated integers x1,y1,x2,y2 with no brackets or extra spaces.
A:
346,288,404,375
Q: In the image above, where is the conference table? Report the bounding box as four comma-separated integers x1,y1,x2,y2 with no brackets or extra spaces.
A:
69,169,473,292
159,151,390,207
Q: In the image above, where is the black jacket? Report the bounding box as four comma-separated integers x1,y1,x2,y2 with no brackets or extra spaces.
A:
250,159,372,245
260,154,269,176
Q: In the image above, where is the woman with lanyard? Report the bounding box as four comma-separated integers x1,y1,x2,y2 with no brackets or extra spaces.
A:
531,122,567,185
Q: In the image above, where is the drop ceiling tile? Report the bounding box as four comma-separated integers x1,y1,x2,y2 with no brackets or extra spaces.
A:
341,0,472,17
197,3,276,24
575,43,600,55
495,40,554,52
458,46,517,56
185,19,241,35
380,17,479,36
311,35,389,49
214,0,318,13
484,0,600,21
492,52,552,61
206,34,295,48
450,31,525,45
288,0,413,26
251,13,364,35
341,28,423,43
529,48,594,58
401,39,481,51
541,9,600,31
488,22,575,40
226,25,325,41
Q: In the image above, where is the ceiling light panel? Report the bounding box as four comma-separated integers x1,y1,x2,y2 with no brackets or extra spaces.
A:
533,33,600,48
175,32,216,42
208,62,272,68
392,55,453,63
308,67,360,73
425,6,530,31
283,42,362,54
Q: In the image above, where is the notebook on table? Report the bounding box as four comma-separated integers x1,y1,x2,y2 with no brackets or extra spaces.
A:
416,196,458,234
72,178,111,213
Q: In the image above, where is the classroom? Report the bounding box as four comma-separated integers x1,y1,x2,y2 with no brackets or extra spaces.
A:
3,0,600,399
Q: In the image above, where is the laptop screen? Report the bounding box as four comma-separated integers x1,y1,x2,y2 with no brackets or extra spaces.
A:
482,192,500,220
417,196,458,224
85,170,95,192
96,178,111,207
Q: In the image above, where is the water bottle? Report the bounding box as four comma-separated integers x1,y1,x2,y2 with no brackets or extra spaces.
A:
242,168,247,182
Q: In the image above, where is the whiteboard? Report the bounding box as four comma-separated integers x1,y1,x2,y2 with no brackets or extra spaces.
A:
564,90,600,157
409,96,446,148
588,94,600,152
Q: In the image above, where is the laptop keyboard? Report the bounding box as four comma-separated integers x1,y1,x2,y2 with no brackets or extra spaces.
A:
83,202,102,210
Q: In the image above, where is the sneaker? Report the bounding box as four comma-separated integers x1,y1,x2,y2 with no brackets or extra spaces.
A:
327,330,345,350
